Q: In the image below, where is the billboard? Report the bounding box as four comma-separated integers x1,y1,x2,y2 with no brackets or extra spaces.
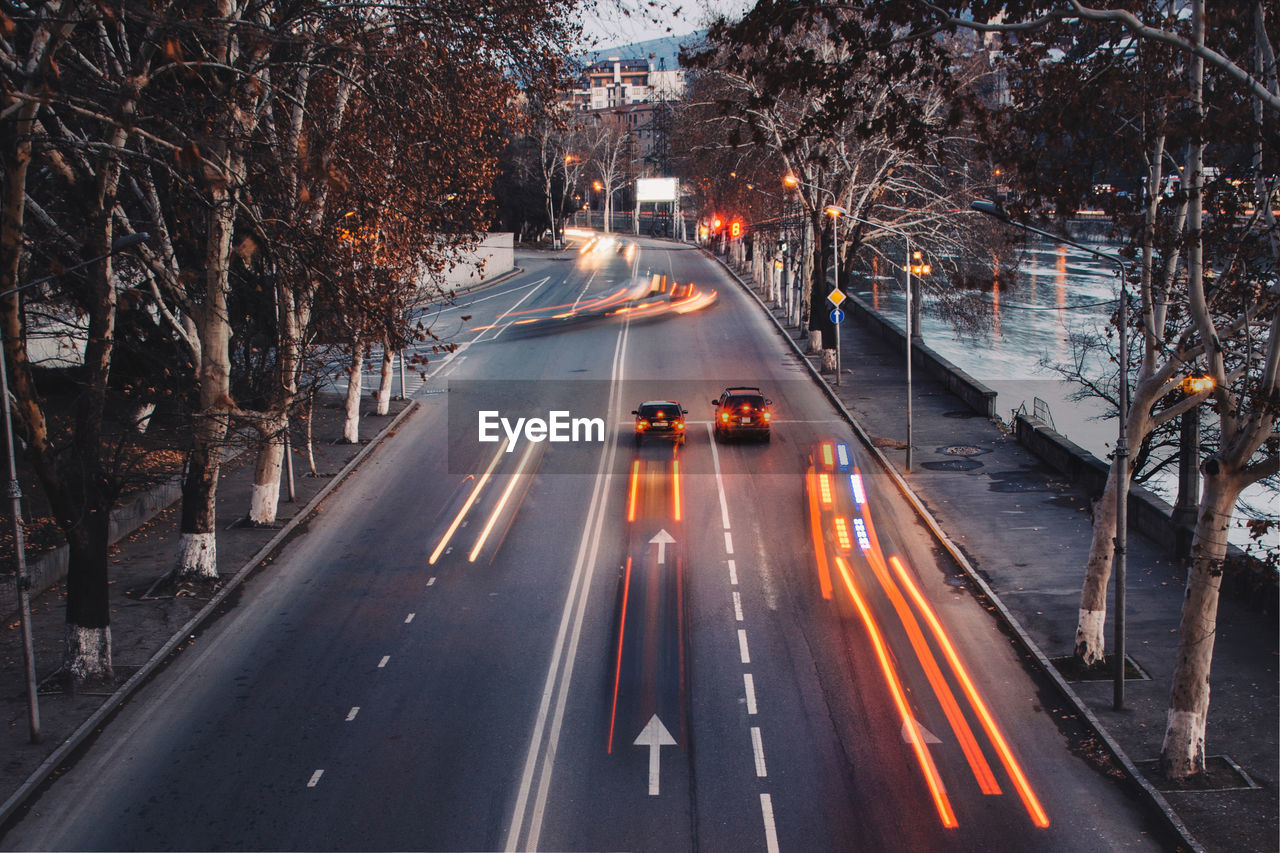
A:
635,177,679,203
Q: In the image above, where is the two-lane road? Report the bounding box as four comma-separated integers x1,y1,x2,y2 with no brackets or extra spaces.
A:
3,234,1168,852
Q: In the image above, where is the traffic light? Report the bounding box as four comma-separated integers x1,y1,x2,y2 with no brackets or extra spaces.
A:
712,217,723,232
730,220,742,238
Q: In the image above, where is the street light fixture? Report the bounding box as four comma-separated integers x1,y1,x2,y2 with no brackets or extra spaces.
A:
972,198,1133,711
0,230,149,743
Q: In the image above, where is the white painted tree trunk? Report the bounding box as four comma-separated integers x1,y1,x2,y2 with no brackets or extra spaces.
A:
808,328,823,355
64,624,112,684
1075,461,1119,664
248,424,285,525
1161,472,1236,778
821,348,837,373
176,531,218,579
376,345,393,415
343,346,363,443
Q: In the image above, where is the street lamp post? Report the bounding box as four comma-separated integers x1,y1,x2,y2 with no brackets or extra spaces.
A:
783,175,844,385
841,213,919,472
0,231,149,743
972,199,1131,711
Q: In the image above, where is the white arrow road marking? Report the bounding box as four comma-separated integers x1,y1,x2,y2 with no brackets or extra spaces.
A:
634,714,677,796
650,529,676,565
902,717,943,744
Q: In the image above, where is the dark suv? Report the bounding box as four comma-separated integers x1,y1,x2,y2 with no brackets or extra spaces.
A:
632,401,687,445
711,387,772,442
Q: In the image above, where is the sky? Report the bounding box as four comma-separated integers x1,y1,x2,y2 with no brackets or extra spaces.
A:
579,0,752,51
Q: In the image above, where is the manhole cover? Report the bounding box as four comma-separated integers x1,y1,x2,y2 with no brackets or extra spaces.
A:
921,459,983,472
938,444,990,457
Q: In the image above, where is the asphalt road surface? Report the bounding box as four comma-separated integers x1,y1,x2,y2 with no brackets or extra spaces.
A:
2,234,1169,852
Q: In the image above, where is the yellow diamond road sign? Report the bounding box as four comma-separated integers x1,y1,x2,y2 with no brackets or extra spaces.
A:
827,289,846,308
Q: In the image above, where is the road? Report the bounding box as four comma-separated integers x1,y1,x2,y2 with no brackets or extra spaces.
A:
2,234,1168,851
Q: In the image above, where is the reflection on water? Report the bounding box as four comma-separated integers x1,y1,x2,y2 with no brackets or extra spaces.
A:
851,238,1267,551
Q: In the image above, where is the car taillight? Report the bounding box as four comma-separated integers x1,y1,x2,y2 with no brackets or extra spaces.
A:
720,412,730,423
675,421,684,430
763,411,771,421
637,420,648,430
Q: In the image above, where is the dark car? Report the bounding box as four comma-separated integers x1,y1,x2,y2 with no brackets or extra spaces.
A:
632,400,687,445
712,387,772,442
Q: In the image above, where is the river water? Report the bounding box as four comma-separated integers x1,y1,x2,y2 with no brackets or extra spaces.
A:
851,241,1274,554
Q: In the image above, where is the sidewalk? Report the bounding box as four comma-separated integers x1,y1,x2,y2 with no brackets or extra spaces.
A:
724,260,1277,853
0,394,414,831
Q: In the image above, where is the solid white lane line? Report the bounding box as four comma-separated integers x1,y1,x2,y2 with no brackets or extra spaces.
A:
505,319,630,853
744,673,758,715
484,276,550,342
404,613,415,624
751,727,768,777
377,656,390,668
346,707,360,722
760,794,780,853
307,770,324,788
706,422,731,529
724,531,734,554
728,559,738,585
733,591,744,621
738,629,751,664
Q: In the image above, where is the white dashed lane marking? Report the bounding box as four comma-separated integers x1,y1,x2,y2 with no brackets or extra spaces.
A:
346,707,360,722
307,770,324,788
405,613,415,624
751,727,768,777
738,630,751,664
378,656,390,669
744,674,758,715
760,794,780,853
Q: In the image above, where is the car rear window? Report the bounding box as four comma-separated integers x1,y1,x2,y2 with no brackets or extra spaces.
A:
730,396,765,409
640,404,678,418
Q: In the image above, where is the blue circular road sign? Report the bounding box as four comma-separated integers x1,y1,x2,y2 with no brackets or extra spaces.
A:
830,308,846,324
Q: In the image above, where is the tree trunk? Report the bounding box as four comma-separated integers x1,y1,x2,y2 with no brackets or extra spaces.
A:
1161,465,1237,779
343,339,363,443
176,416,224,579
248,416,286,525
1075,460,1120,664
62,507,112,685
176,148,240,580
376,342,393,415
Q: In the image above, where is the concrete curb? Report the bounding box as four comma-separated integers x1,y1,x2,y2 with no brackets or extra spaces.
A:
0,400,420,829
709,252,1203,853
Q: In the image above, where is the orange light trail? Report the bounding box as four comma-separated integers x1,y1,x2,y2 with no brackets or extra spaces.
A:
857,508,1001,795
627,460,641,523
834,556,957,829
806,467,833,600
889,555,1050,828
833,516,852,551
818,472,834,507
429,439,508,564
467,440,536,562
608,556,633,754
672,459,682,521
